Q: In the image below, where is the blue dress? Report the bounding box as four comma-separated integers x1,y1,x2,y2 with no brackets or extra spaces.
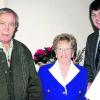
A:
38,61,88,100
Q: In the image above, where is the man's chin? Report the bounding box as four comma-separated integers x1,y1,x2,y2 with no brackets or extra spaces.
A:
0,39,11,44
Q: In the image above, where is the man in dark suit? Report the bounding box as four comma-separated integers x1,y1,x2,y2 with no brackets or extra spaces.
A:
84,0,100,88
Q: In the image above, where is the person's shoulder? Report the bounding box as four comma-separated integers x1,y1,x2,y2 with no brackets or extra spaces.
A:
13,39,32,57
88,31,98,38
13,39,28,48
86,31,99,43
13,39,31,52
38,62,55,72
75,64,87,73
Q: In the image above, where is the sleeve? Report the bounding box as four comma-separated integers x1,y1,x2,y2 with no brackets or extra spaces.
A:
17,41,42,100
37,67,47,100
81,68,88,100
27,57,42,100
84,38,94,83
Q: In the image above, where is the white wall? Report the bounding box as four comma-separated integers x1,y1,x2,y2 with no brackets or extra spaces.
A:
4,0,93,57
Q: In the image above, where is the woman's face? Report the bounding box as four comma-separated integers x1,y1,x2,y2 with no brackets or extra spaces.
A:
56,40,74,64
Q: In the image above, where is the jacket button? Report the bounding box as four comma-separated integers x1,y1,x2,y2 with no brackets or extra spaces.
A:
47,89,50,92
79,90,82,94
5,71,7,74
62,91,67,95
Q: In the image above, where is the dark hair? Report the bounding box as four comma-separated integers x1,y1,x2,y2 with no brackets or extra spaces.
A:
0,8,19,34
89,0,100,31
89,0,100,15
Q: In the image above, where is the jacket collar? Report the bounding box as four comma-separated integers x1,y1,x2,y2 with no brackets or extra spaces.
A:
49,60,80,87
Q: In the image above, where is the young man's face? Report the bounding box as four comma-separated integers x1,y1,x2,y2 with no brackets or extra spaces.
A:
91,9,100,30
0,13,16,44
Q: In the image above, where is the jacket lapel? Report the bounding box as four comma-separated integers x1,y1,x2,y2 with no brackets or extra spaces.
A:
93,32,99,68
94,31,100,73
0,48,9,73
49,60,80,87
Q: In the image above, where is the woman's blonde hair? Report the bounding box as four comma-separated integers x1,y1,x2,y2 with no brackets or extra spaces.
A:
53,33,77,58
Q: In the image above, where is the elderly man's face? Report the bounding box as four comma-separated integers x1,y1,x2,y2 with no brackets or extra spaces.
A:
0,13,16,44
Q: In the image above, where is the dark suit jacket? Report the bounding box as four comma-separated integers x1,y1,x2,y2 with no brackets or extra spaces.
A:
84,30,100,83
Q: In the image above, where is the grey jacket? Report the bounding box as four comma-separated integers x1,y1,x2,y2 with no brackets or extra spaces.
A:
0,39,42,100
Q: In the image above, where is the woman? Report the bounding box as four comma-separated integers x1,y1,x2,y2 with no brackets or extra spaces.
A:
38,33,88,100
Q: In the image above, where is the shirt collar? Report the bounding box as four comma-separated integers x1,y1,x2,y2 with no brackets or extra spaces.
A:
49,60,80,87
0,40,13,67
0,40,13,51
99,30,100,36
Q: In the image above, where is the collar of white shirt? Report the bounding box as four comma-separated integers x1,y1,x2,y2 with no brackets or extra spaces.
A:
49,60,80,87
